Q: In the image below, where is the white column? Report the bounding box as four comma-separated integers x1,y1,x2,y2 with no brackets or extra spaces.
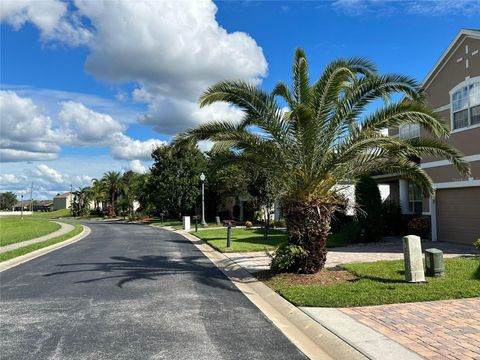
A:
182,216,191,231
399,179,410,214
430,194,437,242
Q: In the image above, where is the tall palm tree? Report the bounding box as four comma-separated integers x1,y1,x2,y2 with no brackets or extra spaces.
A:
102,171,122,217
175,49,470,274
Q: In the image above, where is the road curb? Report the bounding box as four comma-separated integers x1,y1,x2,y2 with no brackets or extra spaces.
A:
0,224,91,272
176,229,367,360
301,308,422,360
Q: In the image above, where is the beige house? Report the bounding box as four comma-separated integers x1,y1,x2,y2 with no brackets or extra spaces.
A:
377,29,480,244
53,192,73,210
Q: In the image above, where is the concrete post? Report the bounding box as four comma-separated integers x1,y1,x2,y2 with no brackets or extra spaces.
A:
182,216,191,231
402,235,425,282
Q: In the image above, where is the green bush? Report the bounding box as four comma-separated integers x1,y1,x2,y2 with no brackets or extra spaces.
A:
271,243,308,273
407,216,430,238
382,200,402,235
355,176,384,242
474,239,480,250
273,219,286,228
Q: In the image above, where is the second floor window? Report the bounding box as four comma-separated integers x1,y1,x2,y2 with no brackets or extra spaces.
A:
451,78,480,130
399,123,420,139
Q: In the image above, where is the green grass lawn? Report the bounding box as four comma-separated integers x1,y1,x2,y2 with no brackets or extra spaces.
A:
192,228,288,252
0,222,84,262
0,218,61,246
192,227,352,253
32,209,72,218
150,218,216,230
263,257,480,307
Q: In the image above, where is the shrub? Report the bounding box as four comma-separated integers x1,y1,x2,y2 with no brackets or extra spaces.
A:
271,243,308,273
244,220,253,229
474,239,480,250
338,222,362,243
273,219,286,228
355,176,384,242
382,200,402,235
407,216,430,238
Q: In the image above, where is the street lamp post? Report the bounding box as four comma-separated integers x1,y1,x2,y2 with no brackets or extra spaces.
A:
200,172,207,226
20,194,24,220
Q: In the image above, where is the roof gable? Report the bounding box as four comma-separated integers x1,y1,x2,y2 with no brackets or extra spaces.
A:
423,29,480,88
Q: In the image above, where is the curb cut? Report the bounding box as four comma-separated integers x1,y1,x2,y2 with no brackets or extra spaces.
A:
175,229,367,360
0,224,91,272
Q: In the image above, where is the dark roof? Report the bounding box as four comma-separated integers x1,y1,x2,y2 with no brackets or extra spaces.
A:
54,192,72,198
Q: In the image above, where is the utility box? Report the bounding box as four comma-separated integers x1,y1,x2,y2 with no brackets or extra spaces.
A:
425,248,445,277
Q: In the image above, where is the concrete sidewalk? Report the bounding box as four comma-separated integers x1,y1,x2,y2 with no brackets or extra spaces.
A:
0,221,75,254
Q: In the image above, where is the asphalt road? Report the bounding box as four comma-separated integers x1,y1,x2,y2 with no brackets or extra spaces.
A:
0,221,306,360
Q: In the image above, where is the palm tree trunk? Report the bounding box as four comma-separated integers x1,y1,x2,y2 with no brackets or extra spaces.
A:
111,192,115,217
282,200,332,274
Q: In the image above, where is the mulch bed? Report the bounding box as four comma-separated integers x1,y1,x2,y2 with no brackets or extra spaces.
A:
255,266,357,286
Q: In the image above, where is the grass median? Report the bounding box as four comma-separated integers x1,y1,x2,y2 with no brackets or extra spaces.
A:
0,222,84,262
0,218,61,246
191,227,353,253
261,257,480,307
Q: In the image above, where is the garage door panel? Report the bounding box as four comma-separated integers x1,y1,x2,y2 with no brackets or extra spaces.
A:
436,187,480,244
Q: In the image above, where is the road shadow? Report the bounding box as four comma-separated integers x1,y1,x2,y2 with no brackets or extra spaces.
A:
43,254,237,291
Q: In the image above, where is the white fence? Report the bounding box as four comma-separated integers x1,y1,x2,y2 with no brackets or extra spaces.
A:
0,211,33,216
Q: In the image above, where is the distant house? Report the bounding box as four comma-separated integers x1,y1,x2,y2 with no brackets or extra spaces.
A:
53,192,73,210
376,29,480,244
13,200,31,212
33,200,54,212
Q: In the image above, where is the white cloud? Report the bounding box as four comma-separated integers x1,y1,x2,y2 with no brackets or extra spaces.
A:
34,164,63,183
1,156,155,199
4,85,143,126
0,91,164,162
129,160,147,174
109,133,166,161
73,0,266,134
0,0,91,45
332,0,480,16
58,101,124,145
0,90,60,161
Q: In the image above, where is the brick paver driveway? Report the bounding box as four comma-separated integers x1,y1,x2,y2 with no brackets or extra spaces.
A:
341,298,480,360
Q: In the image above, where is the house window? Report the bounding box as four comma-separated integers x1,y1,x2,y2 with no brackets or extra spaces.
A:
408,183,422,214
451,77,480,130
399,124,420,139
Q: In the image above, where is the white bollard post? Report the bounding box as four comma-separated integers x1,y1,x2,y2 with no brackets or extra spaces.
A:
182,216,191,231
403,235,425,282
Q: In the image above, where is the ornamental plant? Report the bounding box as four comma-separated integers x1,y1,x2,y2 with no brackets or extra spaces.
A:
175,49,469,273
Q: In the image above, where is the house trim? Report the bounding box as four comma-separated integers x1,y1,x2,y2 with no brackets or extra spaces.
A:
423,29,480,88
433,179,480,189
421,154,480,169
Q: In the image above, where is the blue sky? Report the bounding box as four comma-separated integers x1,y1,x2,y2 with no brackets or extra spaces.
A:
1,0,479,199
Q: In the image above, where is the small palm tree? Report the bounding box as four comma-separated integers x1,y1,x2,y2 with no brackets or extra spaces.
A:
90,178,106,211
102,171,122,217
175,49,469,273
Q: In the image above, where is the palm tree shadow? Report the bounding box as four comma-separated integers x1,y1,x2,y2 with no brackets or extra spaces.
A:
43,255,236,290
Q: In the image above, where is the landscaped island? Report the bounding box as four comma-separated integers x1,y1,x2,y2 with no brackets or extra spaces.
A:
260,257,480,307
